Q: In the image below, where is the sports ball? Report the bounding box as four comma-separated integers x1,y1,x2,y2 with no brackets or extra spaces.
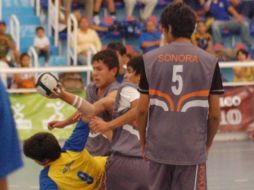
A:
36,72,59,96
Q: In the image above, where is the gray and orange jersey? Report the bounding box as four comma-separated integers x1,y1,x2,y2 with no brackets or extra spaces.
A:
111,82,142,157
141,41,222,165
85,81,120,156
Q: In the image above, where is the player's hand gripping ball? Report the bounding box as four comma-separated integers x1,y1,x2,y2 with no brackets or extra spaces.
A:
36,72,59,97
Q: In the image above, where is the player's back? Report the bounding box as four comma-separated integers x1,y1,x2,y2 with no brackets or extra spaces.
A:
143,41,218,165
41,149,106,190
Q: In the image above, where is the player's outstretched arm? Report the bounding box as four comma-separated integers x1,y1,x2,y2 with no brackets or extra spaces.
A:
90,99,138,133
207,94,220,153
52,84,117,120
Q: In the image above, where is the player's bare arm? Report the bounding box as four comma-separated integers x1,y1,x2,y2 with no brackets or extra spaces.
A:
207,94,221,153
90,100,139,133
136,94,149,155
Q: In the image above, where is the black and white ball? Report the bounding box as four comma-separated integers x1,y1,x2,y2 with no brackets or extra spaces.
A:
36,73,59,96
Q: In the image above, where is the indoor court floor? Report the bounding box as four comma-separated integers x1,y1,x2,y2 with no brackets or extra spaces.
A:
8,141,254,190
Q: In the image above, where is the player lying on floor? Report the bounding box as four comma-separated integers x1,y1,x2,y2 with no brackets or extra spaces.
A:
23,121,106,190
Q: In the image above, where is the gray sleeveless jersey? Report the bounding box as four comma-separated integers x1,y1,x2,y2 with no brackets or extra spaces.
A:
85,81,119,156
143,42,218,165
111,82,142,157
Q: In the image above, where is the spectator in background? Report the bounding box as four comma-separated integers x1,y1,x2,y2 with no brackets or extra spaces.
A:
12,53,35,89
0,79,23,190
77,17,102,65
124,0,157,21
93,0,116,25
206,0,253,50
233,49,254,82
34,26,51,65
64,0,94,18
107,42,130,83
192,20,213,53
230,0,254,20
0,21,19,66
140,17,161,53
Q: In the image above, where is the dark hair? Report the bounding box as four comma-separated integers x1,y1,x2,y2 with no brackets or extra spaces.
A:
92,49,119,77
127,56,143,75
0,21,6,26
36,26,45,33
160,3,196,39
236,49,248,58
23,132,61,162
20,53,30,60
107,42,127,56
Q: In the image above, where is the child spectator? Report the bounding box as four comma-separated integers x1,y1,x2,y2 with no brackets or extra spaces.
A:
233,49,254,82
140,17,161,53
192,20,212,53
12,53,35,89
34,26,51,65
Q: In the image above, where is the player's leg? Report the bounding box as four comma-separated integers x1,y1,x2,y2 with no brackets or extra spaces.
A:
105,153,150,190
148,161,171,190
171,163,207,190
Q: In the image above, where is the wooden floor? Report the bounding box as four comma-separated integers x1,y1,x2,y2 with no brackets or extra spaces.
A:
8,141,254,190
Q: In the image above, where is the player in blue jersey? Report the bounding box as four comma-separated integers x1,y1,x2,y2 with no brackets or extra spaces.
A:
0,79,23,190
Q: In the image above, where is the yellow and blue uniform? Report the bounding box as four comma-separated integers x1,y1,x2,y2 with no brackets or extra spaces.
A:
40,121,107,190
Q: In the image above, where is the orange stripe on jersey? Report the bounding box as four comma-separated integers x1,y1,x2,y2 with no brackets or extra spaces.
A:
149,89,175,111
177,90,209,112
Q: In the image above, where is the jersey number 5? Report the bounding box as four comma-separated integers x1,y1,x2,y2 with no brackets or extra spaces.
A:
171,65,183,95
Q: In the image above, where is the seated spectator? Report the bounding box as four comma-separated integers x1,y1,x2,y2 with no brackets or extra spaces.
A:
192,20,213,53
93,0,116,25
77,17,102,65
205,0,253,50
233,49,253,82
140,17,161,53
12,53,35,89
64,0,94,18
34,26,51,65
0,21,19,66
124,0,157,21
230,0,254,20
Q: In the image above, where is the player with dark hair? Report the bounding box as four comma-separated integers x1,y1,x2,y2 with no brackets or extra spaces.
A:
23,121,106,190
48,49,120,156
136,3,224,190
107,42,130,83
89,56,151,190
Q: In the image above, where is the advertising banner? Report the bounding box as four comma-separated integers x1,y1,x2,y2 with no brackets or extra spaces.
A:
219,86,254,133
10,93,81,140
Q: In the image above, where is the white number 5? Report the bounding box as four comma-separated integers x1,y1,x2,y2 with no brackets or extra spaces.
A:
171,65,183,95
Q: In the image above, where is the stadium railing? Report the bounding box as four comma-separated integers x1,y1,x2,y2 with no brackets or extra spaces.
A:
48,0,59,47
10,14,20,51
1,61,254,93
67,14,78,65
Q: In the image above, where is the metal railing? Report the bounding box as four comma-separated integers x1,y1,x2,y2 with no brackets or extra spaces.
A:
67,14,78,65
48,0,59,46
10,14,20,51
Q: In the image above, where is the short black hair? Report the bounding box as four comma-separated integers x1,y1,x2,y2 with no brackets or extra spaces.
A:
236,49,248,58
36,26,45,33
92,49,119,77
23,132,61,162
160,3,196,39
0,21,6,26
107,42,127,56
127,56,143,75
20,53,30,60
